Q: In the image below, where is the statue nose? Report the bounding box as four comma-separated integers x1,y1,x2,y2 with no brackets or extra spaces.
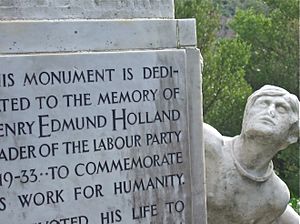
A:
268,104,275,117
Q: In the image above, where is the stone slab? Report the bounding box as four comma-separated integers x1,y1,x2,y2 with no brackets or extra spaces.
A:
178,20,197,47
0,0,174,20
0,19,196,54
0,49,205,223
186,48,206,223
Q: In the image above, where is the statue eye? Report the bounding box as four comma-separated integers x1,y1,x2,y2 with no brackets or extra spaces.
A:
258,100,269,107
276,105,288,114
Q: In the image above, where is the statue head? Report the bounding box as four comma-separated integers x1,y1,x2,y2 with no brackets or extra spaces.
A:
241,85,299,148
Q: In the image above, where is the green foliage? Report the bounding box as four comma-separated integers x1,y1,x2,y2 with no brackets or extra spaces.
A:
203,39,252,136
264,0,299,20
289,197,300,214
212,0,267,17
175,0,252,136
230,1,299,96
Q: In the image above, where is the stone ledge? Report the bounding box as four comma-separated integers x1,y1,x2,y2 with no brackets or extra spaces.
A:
0,0,174,20
0,19,196,54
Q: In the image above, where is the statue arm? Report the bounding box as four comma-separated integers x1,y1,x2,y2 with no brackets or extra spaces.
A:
272,205,300,224
203,123,224,157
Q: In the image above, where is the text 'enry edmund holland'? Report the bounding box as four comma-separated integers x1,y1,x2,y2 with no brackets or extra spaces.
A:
0,109,181,138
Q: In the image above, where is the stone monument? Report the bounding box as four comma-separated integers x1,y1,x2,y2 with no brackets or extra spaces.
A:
204,85,299,224
0,1,206,223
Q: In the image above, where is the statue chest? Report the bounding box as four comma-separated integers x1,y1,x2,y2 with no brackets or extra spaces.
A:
206,150,289,224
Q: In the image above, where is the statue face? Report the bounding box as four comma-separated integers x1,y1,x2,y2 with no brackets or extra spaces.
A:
243,95,293,140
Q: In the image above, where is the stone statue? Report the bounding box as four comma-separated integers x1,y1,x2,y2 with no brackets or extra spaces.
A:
204,85,299,224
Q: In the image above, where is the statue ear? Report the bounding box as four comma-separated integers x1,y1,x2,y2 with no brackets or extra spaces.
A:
286,122,299,145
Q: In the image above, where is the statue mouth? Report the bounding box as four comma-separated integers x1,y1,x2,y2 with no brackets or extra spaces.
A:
258,117,276,126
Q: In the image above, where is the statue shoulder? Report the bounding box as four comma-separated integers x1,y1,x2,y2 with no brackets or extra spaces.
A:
272,174,290,204
203,123,226,156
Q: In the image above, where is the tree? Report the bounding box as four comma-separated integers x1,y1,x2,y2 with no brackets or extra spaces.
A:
230,0,299,96
212,0,268,17
203,39,252,136
175,0,252,136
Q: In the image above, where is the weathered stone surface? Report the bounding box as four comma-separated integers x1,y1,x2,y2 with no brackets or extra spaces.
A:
0,49,205,223
0,0,174,20
0,19,196,54
204,85,300,224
